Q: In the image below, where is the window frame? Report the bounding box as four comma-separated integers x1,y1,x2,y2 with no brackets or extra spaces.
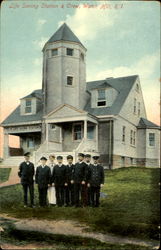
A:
73,123,83,141
51,48,58,57
87,124,95,140
122,126,126,142
97,89,107,107
67,76,74,86
66,48,74,56
149,133,155,147
25,99,32,114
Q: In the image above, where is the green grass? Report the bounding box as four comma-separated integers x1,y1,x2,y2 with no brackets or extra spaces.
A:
0,168,11,183
0,167,160,241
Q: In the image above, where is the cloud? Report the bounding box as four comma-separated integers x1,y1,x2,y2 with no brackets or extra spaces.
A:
58,3,118,41
33,36,48,49
33,57,42,66
93,51,159,81
37,19,47,31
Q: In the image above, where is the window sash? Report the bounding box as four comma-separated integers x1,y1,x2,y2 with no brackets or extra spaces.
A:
98,89,106,100
67,48,73,56
67,76,73,85
25,107,32,113
51,49,58,56
149,133,155,146
73,124,82,140
87,125,95,139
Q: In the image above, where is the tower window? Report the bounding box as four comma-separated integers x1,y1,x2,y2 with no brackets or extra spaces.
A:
136,83,139,92
66,48,73,56
25,99,32,113
80,53,84,61
67,76,73,86
51,49,58,56
97,89,106,107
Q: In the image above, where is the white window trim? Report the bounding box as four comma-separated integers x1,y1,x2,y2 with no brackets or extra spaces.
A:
25,98,32,114
72,122,83,141
66,75,74,87
96,89,107,107
148,133,155,147
51,48,58,57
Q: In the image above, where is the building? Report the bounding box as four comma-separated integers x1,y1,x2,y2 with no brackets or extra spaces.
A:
1,23,160,168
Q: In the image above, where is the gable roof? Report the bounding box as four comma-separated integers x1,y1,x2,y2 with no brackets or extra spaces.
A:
1,90,43,126
45,23,85,48
85,75,138,116
21,89,42,99
137,118,160,129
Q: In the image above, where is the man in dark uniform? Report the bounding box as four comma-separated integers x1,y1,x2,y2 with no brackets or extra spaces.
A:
88,156,104,207
65,155,75,206
35,156,51,207
84,154,92,206
73,153,88,207
52,156,67,207
18,152,35,208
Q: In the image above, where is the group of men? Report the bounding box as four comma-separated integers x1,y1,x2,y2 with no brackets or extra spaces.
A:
18,152,105,208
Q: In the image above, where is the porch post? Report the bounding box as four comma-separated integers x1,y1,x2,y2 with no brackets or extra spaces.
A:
84,119,87,139
3,131,9,159
60,126,63,143
46,123,49,151
95,123,98,151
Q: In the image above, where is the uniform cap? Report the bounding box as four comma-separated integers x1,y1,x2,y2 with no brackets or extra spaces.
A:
67,155,73,160
93,156,99,160
57,156,63,160
78,153,85,157
40,156,47,161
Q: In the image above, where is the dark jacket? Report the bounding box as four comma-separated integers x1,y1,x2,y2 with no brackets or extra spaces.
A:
18,161,35,184
88,164,104,187
35,165,51,188
73,161,88,183
52,164,67,186
66,164,75,183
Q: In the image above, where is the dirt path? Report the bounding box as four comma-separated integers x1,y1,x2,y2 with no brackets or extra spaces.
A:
0,214,159,249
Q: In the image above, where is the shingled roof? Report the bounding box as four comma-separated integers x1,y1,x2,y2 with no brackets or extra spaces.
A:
1,90,43,126
44,23,85,48
137,118,160,129
85,75,138,116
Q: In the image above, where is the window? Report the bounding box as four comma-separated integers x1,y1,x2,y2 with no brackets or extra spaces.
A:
130,158,133,165
87,124,95,139
27,138,34,148
136,83,139,92
122,126,126,142
25,99,32,113
133,131,136,145
67,76,73,86
73,124,82,140
149,133,155,146
97,89,106,107
121,157,125,167
130,130,136,146
138,102,140,116
80,53,84,61
51,49,58,56
130,130,133,145
134,98,136,114
66,48,73,56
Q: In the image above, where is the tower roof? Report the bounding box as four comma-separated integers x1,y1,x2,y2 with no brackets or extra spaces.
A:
45,23,85,48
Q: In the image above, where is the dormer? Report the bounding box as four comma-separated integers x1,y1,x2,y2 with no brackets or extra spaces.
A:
20,90,42,115
90,82,118,108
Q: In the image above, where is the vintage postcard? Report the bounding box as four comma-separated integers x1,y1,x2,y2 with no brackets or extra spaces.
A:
0,0,160,249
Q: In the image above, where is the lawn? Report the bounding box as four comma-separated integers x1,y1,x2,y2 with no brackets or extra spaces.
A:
0,168,11,183
0,167,160,241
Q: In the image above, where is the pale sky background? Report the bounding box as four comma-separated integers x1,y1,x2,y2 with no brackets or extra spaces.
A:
0,1,160,156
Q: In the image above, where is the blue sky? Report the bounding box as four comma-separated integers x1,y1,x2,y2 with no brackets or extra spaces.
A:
0,1,160,125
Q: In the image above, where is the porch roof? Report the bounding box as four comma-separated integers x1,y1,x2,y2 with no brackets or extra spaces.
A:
44,104,98,124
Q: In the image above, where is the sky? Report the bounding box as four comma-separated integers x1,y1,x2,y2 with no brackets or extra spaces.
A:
0,0,160,156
